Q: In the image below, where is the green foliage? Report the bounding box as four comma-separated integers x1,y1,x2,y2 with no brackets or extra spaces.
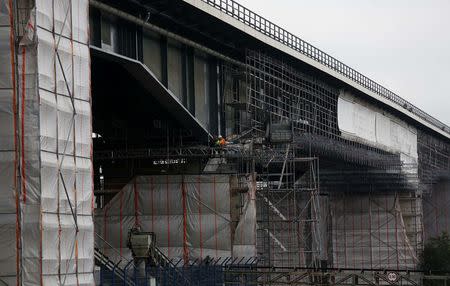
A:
420,232,450,274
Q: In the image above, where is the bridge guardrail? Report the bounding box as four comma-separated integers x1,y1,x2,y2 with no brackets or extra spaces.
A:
200,0,450,135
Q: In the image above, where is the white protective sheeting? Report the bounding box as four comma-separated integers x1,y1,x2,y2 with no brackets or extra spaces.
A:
330,193,418,270
97,174,257,267
34,0,94,283
0,0,93,284
338,92,418,160
0,1,19,284
97,175,231,266
232,175,257,258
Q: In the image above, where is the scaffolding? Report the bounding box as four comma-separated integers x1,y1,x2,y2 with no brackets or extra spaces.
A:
220,53,324,268
218,45,425,272
221,49,426,272
0,0,94,284
96,255,450,286
200,0,450,136
3,0,450,284
88,0,450,279
92,44,450,278
256,148,322,268
418,130,450,188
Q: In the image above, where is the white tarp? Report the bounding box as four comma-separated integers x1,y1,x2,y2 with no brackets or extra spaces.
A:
330,193,418,270
232,175,257,258
37,0,93,284
0,1,93,285
0,1,19,284
96,174,257,267
338,92,418,160
97,175,232,267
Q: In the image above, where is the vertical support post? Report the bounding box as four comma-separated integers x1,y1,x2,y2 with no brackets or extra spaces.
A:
100,266,103,285
218,62,226,136
134,265,139,285
182,45,188,108
136,26,143,62
145,263,148,286
90,8,102,47
187,47,195,115
182,176,189,264
209,58,218,135
160,36,168,87
352,274,358,286
112,265,116,285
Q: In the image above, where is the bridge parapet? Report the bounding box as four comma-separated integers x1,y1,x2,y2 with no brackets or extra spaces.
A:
196,0,450,136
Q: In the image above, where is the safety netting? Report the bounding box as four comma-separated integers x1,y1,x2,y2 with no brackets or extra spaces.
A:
0,0,93,285
330,193,419,270
96,174,257,267
423,181,450,241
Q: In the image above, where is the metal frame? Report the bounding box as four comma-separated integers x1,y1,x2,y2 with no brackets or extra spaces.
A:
88,0,450,280
200,0,450,135
97,254,450,286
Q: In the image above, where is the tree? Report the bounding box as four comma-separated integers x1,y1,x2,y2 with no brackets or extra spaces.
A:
420,232,450,285
421,232,450,273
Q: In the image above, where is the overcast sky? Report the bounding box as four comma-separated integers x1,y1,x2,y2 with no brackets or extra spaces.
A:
237,0,450,126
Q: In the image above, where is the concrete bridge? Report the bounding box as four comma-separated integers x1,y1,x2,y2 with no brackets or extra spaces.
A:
1,0,449,284
88,0,450,272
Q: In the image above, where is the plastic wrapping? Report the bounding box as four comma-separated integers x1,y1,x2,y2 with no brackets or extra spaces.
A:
232,175,257,258
36,0,93,283
97,175,257,267
338,93,418,160
330,193,418,270
0,1,19,284
0,0,93,284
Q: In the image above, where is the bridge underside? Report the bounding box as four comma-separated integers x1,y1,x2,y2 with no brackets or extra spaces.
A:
91,37,450,272
87,1,450,275
2,0,450,284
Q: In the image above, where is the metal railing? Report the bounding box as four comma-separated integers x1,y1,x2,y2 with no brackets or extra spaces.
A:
95,232,138,286
200,0,450,135
97,257,450,286
98,257,259,286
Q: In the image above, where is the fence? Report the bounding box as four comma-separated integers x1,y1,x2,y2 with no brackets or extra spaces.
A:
98,257,258,286
97,257,450,286
200,0,450,135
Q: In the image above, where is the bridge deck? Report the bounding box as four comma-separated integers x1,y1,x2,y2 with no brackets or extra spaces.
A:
183,0,450,140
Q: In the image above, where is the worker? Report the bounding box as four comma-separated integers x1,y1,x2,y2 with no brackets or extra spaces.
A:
215,135,227,147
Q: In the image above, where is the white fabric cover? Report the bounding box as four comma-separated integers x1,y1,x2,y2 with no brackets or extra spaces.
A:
330,193,418,270
0,7,15,177
0,1,93,285
0,3,18,284
338,92,418,160
35,0,94,283
232,175,257,258
97,175,249,267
